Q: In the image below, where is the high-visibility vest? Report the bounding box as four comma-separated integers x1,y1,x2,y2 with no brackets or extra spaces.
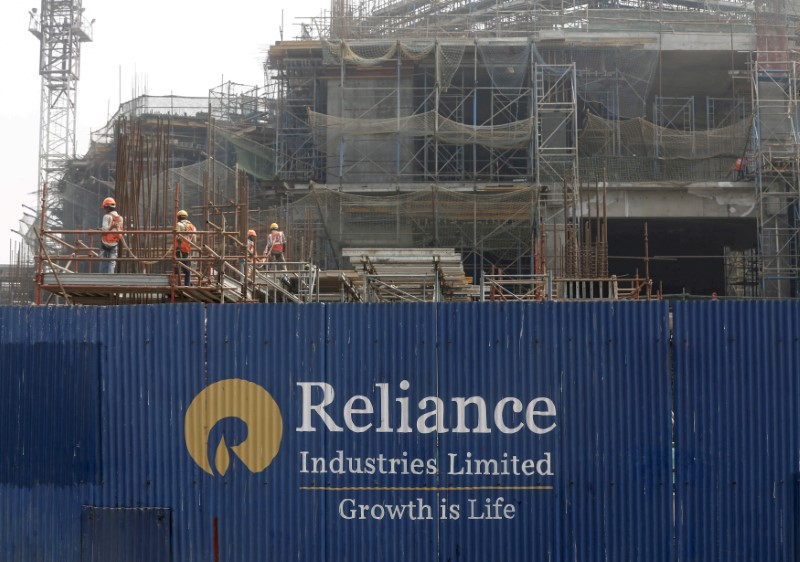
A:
101,211,123,246
266,230,285,253
176,220,196,253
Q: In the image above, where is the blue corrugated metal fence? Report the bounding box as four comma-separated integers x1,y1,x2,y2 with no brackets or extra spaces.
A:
674,301,800,562
1,302,797,561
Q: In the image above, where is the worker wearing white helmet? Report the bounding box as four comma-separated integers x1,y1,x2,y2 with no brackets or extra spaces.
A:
263,222,287,272
99,196,124,274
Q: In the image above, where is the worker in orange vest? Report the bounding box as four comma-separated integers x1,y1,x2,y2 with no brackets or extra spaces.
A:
263,222,287,272
99,197,124,274
175,209,196,286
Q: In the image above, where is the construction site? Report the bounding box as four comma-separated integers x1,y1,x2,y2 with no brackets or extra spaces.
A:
6,0,800,305
7,5,800,561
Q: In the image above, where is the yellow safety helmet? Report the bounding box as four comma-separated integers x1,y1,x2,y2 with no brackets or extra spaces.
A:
177,210,189,219
247,229,257,237
270,223,279,229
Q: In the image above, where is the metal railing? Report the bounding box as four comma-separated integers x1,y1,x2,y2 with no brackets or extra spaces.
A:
363,273,441,302
34,226,321,305
480,272,652,301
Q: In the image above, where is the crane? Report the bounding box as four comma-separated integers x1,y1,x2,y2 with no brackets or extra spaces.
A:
28,1,93,227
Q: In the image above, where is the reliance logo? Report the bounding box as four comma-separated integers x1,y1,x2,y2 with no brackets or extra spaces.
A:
184,379,283,476
185,378,556,476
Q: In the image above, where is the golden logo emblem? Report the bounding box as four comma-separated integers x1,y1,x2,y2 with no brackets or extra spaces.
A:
184,379,283,476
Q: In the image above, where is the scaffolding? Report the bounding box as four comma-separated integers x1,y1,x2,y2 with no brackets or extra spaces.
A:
23,0,800,302
724,247,760,297
300,43,587,186
0,242,35,305
751,60,800,297
321,0,758,41
269,34,756,187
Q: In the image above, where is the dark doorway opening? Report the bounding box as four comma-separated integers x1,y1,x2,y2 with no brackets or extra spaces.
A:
598,218,757,297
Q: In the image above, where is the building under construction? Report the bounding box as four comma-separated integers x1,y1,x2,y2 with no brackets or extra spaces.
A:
15,0,800,304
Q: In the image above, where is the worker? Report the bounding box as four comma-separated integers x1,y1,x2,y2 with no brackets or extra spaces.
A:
99,197,124,274
247,229,257,260
241,229,258,279
263,222,287,272
175,209,196,286
733,157,744,180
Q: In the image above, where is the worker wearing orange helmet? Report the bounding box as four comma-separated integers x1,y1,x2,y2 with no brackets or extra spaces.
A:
99,197,124,274
241,229,259,279
175,209,196,286
263,222,287,272
246,229,257,259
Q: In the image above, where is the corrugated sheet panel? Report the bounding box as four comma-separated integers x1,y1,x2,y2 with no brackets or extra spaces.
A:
673,301,800,562
437,302,672,562
93,304,207,561
1,302,673,561
205,304,328,562
1,306,102,562
0,304,205,562
321,303,439,562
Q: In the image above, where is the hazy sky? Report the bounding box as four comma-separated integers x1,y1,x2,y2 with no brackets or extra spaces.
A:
0,0,324,262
